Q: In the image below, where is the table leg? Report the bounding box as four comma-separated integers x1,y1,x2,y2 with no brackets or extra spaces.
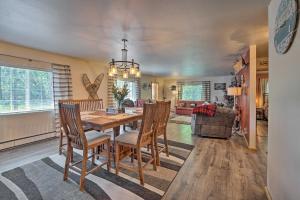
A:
112,126,121,166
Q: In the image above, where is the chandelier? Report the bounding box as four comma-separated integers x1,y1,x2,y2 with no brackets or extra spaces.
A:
108,39,141,79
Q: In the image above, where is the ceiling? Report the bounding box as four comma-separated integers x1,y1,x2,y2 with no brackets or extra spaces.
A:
0,0,270,77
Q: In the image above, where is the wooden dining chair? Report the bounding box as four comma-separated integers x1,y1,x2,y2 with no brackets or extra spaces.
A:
154,101,171,166
60,103,111,191
115,103,157,185
58,99,104,155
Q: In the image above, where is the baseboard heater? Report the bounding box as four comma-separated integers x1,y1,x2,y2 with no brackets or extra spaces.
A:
0,131,57,150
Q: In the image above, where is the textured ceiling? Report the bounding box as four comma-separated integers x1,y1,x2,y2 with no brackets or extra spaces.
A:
0,0,270,77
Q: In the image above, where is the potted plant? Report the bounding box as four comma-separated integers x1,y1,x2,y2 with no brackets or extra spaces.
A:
112,83,129,112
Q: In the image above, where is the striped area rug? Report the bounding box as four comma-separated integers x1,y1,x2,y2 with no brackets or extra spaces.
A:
0,140,194,200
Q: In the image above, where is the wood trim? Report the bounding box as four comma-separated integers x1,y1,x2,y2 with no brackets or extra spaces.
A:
264,186,272,200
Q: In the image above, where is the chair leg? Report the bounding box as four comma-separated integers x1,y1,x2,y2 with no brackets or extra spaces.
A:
70,148,74,163
150,141,157,171
63,144,71,181
92,148,96,165
136,147,144,185
115,142,120,175
163,130,169,157
123,125,126,132
59,130,63,155
107,139,111,172
130,148,134,163
154,138,160,166
80,149,88,191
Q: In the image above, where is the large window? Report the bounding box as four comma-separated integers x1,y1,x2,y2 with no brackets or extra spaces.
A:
182,84,203,100
178,81,211,102
0,66,54,113
116,79,137,101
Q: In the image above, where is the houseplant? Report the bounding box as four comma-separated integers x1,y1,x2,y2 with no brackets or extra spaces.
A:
112,83,129,112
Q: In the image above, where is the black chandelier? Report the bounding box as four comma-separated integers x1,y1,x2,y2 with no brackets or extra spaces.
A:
108,39,141,78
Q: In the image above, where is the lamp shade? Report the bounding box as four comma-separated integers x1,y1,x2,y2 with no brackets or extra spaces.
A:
227,87,242,96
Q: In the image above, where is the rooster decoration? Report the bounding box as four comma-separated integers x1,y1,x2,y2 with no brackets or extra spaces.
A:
82,73,104,99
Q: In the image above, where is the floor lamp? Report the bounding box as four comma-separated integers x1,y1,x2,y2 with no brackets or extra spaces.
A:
227,87,242,110
227,87,242,135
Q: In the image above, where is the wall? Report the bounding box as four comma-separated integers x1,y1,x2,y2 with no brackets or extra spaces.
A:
0,41,107,149
163,75,233,108
267,0,300,199
140,75,164,100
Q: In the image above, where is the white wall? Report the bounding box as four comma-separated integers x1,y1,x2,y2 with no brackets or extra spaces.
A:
0,41,108,149
267,0,300,199
163,75,233,108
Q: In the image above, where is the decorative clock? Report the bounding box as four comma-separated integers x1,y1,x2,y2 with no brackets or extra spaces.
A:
274,0,298,54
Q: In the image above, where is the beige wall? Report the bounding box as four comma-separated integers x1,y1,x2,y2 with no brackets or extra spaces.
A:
0,41,108,103
267,0,300,199
140,75,164,100
0,41,108,149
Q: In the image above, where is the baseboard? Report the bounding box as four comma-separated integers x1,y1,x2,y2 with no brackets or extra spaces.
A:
0,131,56,150
264,186,272,200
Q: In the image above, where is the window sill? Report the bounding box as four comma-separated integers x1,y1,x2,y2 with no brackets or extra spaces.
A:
0,109,55,116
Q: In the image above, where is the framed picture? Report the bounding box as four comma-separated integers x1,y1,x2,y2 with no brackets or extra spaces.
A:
214,83,226,90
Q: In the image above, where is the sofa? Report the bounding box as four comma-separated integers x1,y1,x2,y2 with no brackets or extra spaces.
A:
175,100,204,115
191,107,235,138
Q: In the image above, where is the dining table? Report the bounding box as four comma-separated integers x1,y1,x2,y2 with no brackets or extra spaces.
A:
80,107,143,139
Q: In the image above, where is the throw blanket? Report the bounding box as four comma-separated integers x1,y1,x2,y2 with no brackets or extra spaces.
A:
192,104,217,117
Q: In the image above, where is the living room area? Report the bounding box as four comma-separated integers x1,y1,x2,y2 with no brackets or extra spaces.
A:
0,0,299,200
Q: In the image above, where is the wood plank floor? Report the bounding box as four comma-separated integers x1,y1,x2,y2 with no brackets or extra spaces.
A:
0,122,268,200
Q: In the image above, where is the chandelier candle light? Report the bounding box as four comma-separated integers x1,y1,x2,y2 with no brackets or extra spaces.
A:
108,39,141,79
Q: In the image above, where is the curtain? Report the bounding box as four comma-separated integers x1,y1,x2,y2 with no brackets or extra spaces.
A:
256,78,268,108
135,78,141,100
176,81,211,102
107,75,117,107
52,64,73,135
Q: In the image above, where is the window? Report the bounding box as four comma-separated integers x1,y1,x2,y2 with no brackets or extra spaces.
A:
116,79,137,101
151,82,159,100
182,84,203,100
0,66,54,113
178,81,211,102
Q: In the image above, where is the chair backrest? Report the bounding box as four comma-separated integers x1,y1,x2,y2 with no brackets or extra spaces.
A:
59,99,103,112
59,103,87,150
155,101,171,135
122,98,135,107
137,103,157,146
136,99,145,107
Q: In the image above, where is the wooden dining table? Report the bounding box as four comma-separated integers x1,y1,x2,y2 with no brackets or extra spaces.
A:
81,108,143,139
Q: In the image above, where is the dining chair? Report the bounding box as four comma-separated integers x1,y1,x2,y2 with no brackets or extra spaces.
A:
115,103,157,185
121,98,138,131
58,99,103,155
60,103,111,191
154,101,171,166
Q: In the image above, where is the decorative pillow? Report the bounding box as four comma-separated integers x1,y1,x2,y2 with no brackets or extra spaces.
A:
190,103,196,108
178,102,185,107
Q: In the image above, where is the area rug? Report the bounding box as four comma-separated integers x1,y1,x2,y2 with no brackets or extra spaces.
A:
169,115,192,125
0,139,194,200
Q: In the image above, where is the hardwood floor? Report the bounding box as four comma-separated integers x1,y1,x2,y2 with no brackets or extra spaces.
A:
163,123,267,200
0,123,267,200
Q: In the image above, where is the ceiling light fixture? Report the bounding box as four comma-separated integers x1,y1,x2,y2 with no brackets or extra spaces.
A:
108,39,141,78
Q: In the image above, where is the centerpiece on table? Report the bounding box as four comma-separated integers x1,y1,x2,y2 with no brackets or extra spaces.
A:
112,83,129,113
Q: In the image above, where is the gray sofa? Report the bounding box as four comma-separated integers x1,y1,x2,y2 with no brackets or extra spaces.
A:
191,107,235,139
